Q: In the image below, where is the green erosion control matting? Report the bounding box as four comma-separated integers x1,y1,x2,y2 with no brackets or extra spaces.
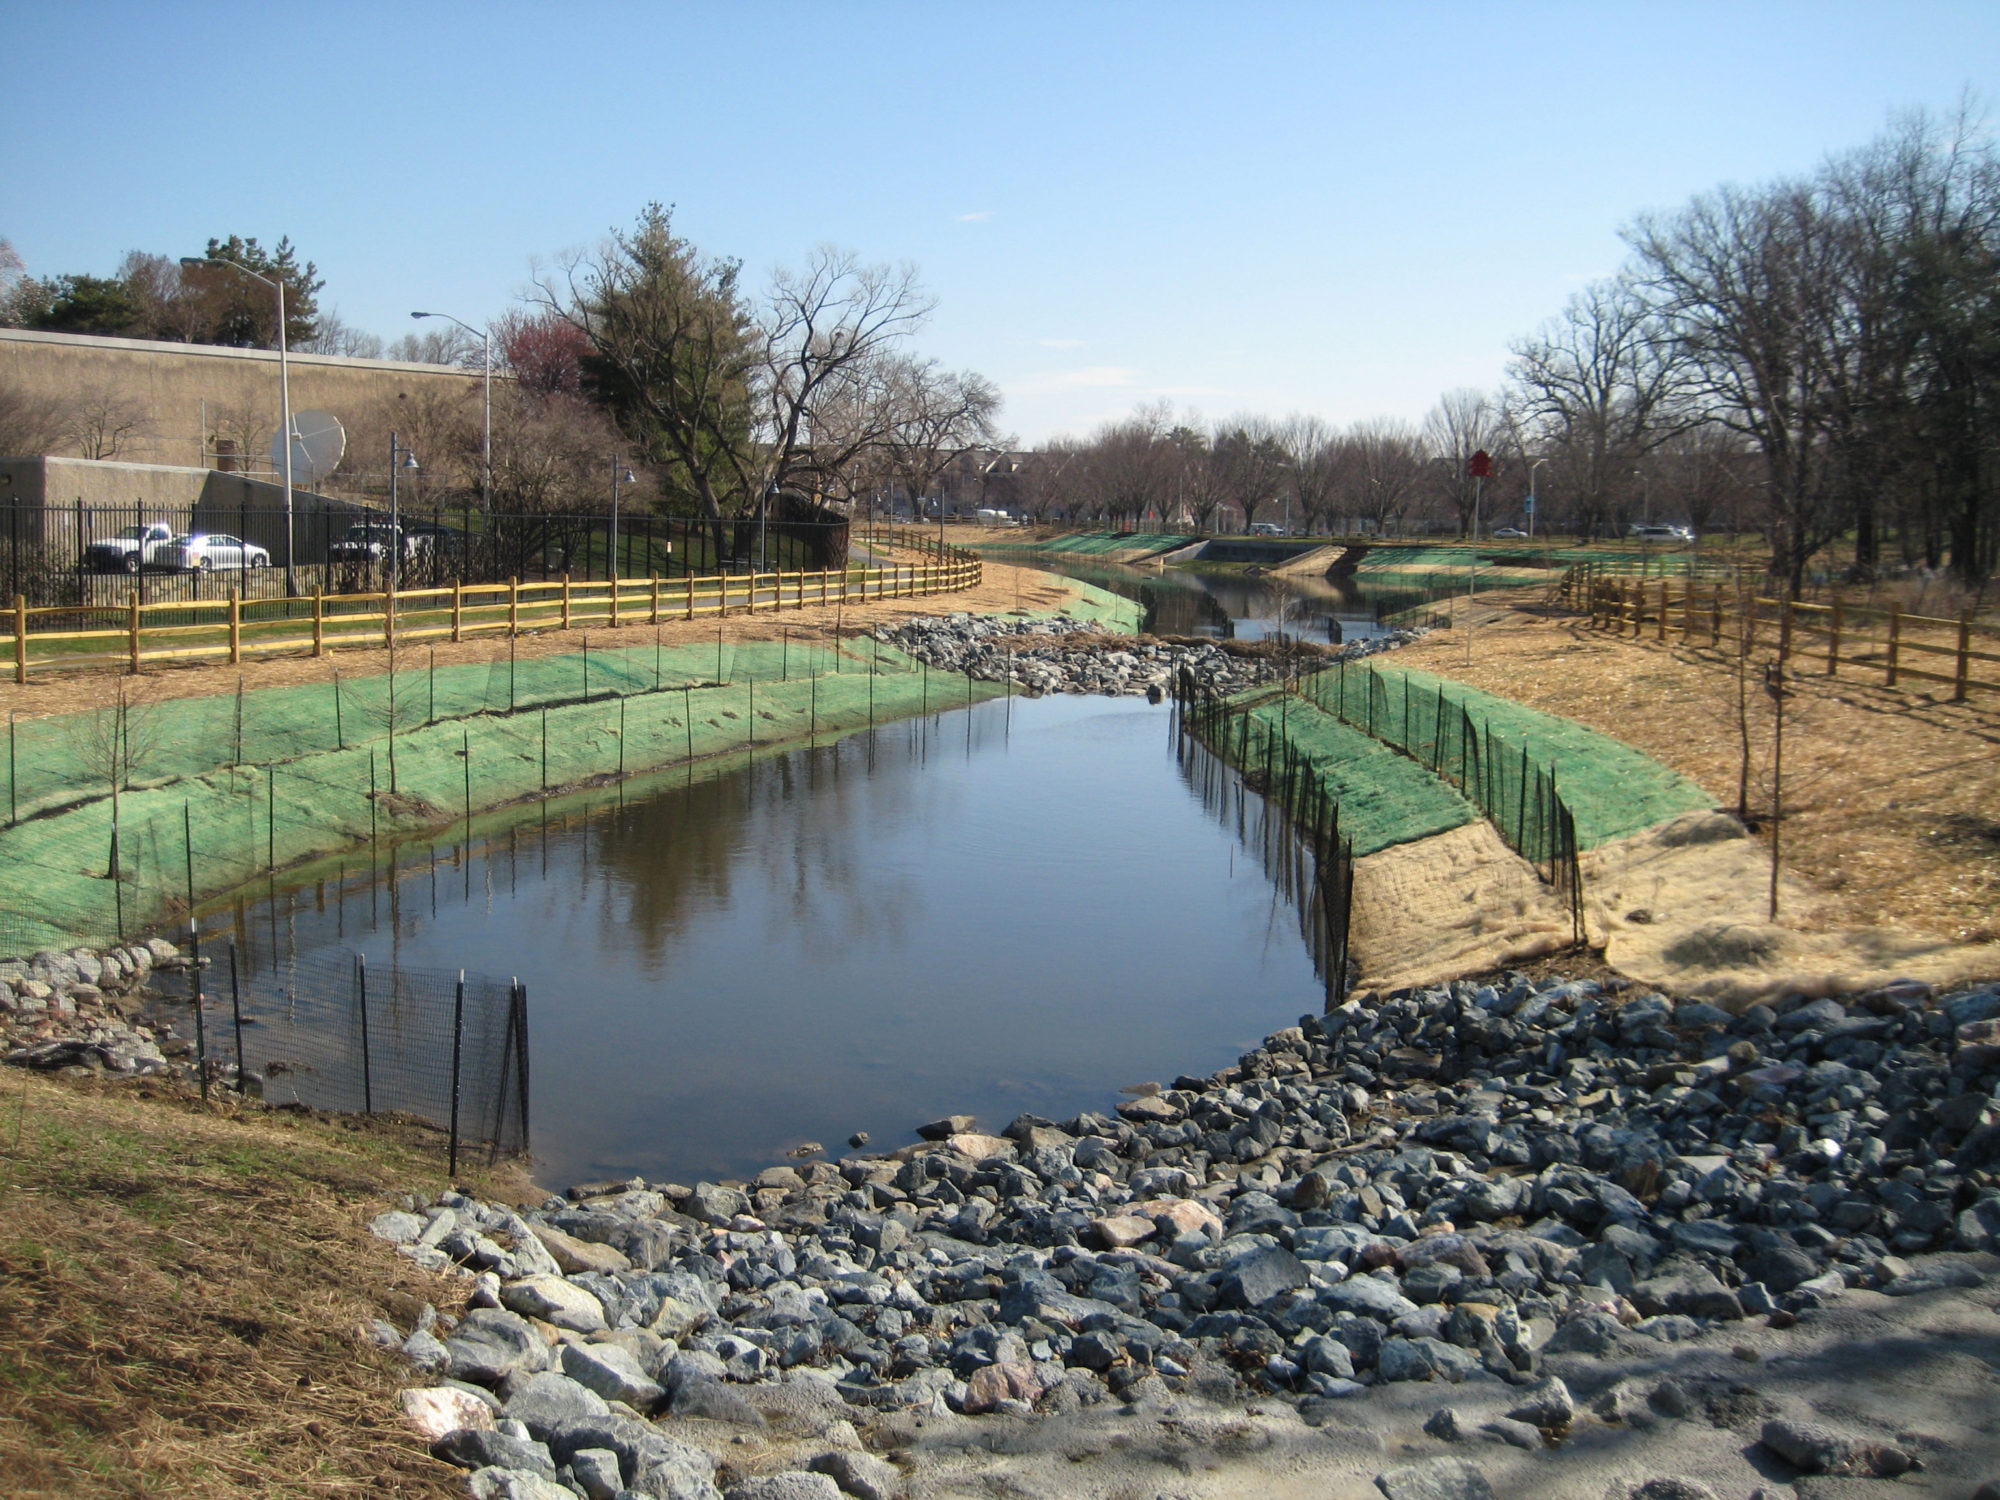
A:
1299,662,1713,851
976,533,1195,559
1,634,905,824
0,645,1007,955
1218,694,1476,858
0,582,1138,956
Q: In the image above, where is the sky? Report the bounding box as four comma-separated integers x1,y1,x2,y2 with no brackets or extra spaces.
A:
4,2,1998,445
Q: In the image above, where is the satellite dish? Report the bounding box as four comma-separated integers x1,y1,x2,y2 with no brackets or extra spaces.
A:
274,410,346,486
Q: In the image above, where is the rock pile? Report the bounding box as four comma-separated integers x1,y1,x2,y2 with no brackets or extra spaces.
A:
377,971,2000,1498
872,613,1423,698
1,937,193,1079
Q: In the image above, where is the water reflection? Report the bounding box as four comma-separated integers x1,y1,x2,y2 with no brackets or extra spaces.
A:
1033,559,1435,644
212,695,1334,1188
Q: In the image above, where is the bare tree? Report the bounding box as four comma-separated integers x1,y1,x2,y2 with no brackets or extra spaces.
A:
299,307,386,358
1506,274,1694,538
64,386,154,460
1422,389,1508,536
1280,414,1342,534
756,248,936,503
871,356,1001,517
1211,415,1289,532
0,380,77,455
1340,418,1424,535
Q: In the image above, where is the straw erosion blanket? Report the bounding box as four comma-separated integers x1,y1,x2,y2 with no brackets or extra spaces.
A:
1394,588,2000,992
0,553,1098,723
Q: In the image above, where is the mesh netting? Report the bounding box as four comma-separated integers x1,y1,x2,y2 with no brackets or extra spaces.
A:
149,934,528,1164
0,640,1009,956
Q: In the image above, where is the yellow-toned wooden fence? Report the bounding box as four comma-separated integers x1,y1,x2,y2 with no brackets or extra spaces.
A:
5,546,982,683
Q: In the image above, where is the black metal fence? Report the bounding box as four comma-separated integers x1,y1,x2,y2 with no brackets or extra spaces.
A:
160,929,529,1170
2,498,852,610
1173,670,1356,1007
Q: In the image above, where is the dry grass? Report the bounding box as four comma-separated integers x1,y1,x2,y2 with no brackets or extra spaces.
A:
1402,590,2000,944
0,1070,531,1498
0,553,1079,724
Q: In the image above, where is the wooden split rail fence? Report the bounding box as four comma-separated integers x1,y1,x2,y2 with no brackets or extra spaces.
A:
5,547,982,683
1569,569,1998,703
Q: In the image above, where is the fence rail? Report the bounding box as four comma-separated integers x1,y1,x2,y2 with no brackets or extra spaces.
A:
1563,568,1999,702
4,536,980,684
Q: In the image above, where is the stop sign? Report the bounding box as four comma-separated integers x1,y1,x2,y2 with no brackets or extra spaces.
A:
1468,450,1493,478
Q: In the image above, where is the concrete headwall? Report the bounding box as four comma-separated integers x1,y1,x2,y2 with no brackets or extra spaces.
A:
0,328,486,470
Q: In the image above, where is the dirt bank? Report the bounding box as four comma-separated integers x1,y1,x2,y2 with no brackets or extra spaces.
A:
1394,589,2000,948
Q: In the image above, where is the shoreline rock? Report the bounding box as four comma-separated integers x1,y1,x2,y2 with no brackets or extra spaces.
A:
375,970,2000,1498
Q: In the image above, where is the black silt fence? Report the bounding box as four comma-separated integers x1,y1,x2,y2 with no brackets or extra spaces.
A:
1172,668,1355,1008
156,933,529,1166
1302,660,1584,947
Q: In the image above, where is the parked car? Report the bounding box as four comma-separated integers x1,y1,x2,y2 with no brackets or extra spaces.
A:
1492,527,1528,539
1250,522,1287,536
159,533,271,571
82,522,180,573
1628,523,1694,542
329,523,432,566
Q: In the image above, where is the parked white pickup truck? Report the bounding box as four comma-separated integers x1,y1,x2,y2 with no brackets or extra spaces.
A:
83,523,182,573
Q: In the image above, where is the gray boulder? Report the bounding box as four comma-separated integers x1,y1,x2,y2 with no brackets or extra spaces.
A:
1375,1456,1495,1500
503,1371,611,1439
808,1449,902,1500
725,1476,842,1500
467,1469,574,1500
431,1427,558,1477
562,1341,666,1408
445,1309,551,1384
1759,1418,1914,1477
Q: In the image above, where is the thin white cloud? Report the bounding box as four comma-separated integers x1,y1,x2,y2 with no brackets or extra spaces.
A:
1003,365,1137,398
955,210,993,222
1036,338,1084,349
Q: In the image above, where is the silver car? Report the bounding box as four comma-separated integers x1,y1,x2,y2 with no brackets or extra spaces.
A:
160,533,272,571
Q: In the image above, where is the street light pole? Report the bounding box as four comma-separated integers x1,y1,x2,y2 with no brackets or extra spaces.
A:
610,457,634,581
1528,457,1548,539
411,312,491,521
186,255,295,596
388,433,418,594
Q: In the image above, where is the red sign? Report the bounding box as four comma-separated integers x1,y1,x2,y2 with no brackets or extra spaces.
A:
1468,449,1493,479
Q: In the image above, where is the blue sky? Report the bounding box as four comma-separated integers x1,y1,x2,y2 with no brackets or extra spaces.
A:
5,2,1996,443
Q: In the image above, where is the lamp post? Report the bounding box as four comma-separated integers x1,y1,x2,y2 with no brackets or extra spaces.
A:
1528,457,1548,539
1634,467,1651,525
410,312,491,522
388,433,419,593
609,456,634,581
185,254,295,596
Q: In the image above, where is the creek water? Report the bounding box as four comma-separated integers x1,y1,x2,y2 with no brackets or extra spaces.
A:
1027,559,1427,645
215,694,1330,1188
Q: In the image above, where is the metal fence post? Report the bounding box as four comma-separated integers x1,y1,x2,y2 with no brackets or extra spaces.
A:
448,969,465,1177
229,940,245,1094
190,921,208,1102
357,952,373,1114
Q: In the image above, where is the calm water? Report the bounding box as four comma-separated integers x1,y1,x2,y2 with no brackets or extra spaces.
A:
218,695,1329,1188
1030,559,1422,645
